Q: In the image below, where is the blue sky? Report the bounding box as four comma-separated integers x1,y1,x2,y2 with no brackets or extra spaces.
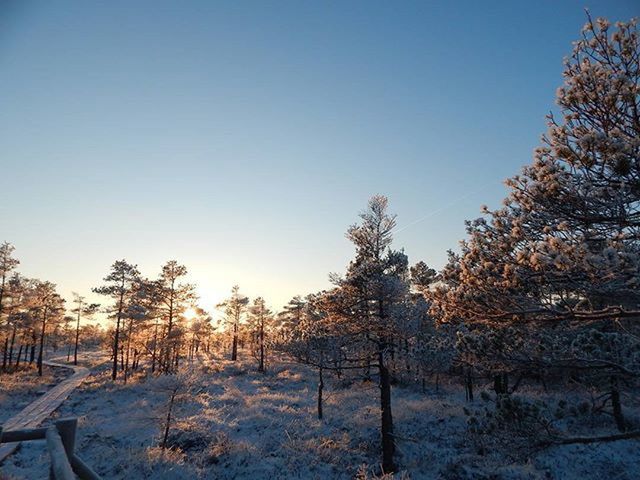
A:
1,0,638,315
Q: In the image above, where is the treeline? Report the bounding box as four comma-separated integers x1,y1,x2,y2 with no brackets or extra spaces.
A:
273,16,640,473
0,248,282,383
0,244,102,375
91,261,279,382
91,260,215,382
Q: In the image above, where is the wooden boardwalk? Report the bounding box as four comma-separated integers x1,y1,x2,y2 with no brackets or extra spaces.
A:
0,361,90,463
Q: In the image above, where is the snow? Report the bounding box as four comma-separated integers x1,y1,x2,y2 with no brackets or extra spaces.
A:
2,350,638,479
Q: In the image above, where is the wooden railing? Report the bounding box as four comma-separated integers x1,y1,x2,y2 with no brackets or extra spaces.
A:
0,418,101,480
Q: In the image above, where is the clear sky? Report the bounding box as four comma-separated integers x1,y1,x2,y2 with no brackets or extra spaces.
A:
1,0,638,318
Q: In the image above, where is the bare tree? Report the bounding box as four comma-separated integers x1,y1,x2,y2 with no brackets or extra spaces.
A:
70,292,99,365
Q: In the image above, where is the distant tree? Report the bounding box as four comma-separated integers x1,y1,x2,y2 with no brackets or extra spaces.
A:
0,242,20,368
247,297,272,372
283,292,338,420
31,280,65,376
134,278,164,373
156,261,195,373
410,261,437,290
93,260,141,381
217,286,249,361
2,274,27,370
276,295,306,342
122,292,149,383
62,314,74,362
70,292,99,365
0,242,19,321
186,307,213,360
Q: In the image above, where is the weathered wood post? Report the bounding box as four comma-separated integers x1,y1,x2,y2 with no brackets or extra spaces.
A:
47,419,76,480
46,426,75,480
55,418,77,458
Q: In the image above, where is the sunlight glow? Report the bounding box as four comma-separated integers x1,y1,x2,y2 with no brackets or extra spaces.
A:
183,307,197,321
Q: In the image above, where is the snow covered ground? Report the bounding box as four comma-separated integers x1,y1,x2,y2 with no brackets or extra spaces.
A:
1,351,639,479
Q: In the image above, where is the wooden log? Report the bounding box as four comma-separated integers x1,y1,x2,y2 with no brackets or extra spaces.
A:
541,430,640,446
71,454,102,480
45,426,75,480
0,427,48,443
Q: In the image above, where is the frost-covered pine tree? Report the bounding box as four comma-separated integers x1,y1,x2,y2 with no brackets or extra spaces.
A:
328,195,410,473
93,260,141,381
70,292,99,366
428,16,640,430
31,280,65,376
3,273,33,371
431,16,640,325
247,296,272,372
0,242,20,369
156,260,195,373
281,292,338,419
217,285,249,361
275,295,306,343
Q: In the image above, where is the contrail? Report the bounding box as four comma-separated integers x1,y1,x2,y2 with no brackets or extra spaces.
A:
392,182,495,234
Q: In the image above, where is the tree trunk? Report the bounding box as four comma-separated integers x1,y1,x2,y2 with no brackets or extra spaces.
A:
112,284,125,381
404,338,410,378
161,390,177,450
2,336,7,371
317,363,324,420
378,347,395,473
15,344,22,369
258,320,265,372
164,283,175,374
8,323,17,367
37,308,48,376
151,320,159,373
493,373,509,395
124,319,133,384
611,378,626,432
231,320,238,361
465,371,474,402
73,308,81,365
364,333,371,381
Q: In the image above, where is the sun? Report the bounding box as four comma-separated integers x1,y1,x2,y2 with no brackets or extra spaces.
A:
183,307,197,321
